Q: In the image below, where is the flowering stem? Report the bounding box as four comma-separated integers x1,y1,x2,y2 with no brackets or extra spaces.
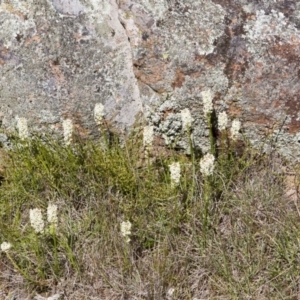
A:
208,113,216,156
122,242,132,279
187,128,196,202
31,234,46,281
60,236,79,272
146,146,151,167
5,252,42,286
51,228,59,275
202,177,211,247
219,130,228,162
100,126,111,151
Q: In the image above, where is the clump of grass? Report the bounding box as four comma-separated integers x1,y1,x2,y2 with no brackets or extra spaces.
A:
0,113,299,299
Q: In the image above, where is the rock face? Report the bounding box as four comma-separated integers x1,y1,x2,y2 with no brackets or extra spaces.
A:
1,0,300,159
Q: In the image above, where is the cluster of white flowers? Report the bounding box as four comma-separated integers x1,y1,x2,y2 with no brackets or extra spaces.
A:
16,117,29,140
181,108,193,131
230,119,241,140
143,125,154,148
1,242,11,252
169,162,181,187
120,220,132,243
218,111,228,131
62,119,73,146
47,204,58,228
200,153,215,176
94,103,105,125
201,90,214,115
29,208,45,234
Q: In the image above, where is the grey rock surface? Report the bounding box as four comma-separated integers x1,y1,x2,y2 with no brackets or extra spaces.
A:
1,0,300,159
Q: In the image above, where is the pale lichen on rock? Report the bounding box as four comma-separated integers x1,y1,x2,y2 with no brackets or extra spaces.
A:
244,9,300,55
0,0,142,135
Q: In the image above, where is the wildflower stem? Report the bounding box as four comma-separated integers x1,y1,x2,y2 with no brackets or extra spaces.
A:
5,252,42,286
187,128,196,203
122,242,132,276
208,113,216,156
51,228,59,275
169,162,181,188
202,177,211,247
219,130,228,162
60,236,79,272
33,235,46,280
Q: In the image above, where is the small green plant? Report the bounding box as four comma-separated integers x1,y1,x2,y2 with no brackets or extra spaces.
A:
0,103,299,299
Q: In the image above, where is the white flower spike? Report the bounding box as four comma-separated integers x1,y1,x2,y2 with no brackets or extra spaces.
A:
201,89,214,115
1,242,11,252
120,220,132,243
62,119,73,146
218,111,228,131
94,103,105,125
30,208,45,234
17,117,29,140
230,119,241,140
169,162,181,187
200,153,215,176
143,126,154,148
47,204,58,228
181,108,193,131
